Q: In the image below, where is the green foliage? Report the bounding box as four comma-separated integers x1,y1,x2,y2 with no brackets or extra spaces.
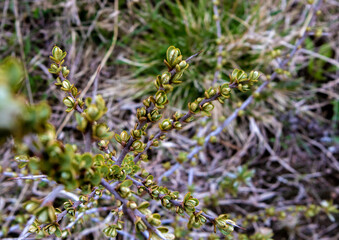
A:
219,165,255,197
120,0,265,108
8,41,337,239
1,44,263,238
305,38,336,81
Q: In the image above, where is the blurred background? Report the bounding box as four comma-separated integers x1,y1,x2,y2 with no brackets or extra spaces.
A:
0,0,338,239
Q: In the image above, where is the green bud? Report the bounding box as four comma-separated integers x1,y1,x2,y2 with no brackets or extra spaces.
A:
103,225,117,237
155,90,168,108
137,107,147,121
161,72,171,84
60,80,71,91
171,71,184,84
202,102,214,112
79,195,88,203
159,119,172,131
188,101,200,113
61,66,70,78
93,123,114,140
173,111,184,121
131,129,142,139
44,224,57,235
48,63,60,74
230,69,247,83
147,213,161,226
248,70,260,83
71,86,78,97
86,105,101,121
63,96,75,108
147,109,162,122
120,130,130,143
51,46,67,64
35,205,56,223
166,46,182,68
173,121,182,130
54,77,62,86
131,140,144,152
178,60,187,69
136,218,147,232
143,97,152,107
127,201,137,209
204,87,217,99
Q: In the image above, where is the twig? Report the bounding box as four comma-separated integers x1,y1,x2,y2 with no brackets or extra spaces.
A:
100,179,167,240
42,185,64,206
116,50,203,166
18,215,35,240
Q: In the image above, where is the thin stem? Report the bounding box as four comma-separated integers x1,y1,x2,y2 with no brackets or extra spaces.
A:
116,51,203,166
100,179,167,240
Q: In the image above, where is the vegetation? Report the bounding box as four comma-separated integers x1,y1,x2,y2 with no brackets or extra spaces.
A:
0,0,338,239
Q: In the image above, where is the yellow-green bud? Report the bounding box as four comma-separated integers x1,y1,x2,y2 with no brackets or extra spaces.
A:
63,96,75,108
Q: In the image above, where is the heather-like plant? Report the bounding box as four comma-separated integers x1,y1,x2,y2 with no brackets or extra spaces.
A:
4,45,261,239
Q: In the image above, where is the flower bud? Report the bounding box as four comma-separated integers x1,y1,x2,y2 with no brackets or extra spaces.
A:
48,63,60,74
127,201,137,209
61,80,71,91
131,140,143,152
188,101,199,113
51,46,66,63
202,102,214,112
166,46,182,68
161,72,171,84
61,66,70,78
155,90,168,108
248,70,260,82
173,121,182,130
143,97,152,107
120,130,130,142
178,60,187,69
204,87,217,99
159,119,172,131
63,96,75,108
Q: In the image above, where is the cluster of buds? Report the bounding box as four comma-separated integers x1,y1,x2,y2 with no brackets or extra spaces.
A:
182,192,199,214
83,95,107,122
188,97,215,117
214,214,238,236
163,46,189,85
43,223,62,237
103,221,123,238
229,69,260,92
115,130,131,147
106,165,126,181
92,123,114,140
116,179,133,198
188,211,207,229
64,200,76,217
49,46,84,112
154,72,172,91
